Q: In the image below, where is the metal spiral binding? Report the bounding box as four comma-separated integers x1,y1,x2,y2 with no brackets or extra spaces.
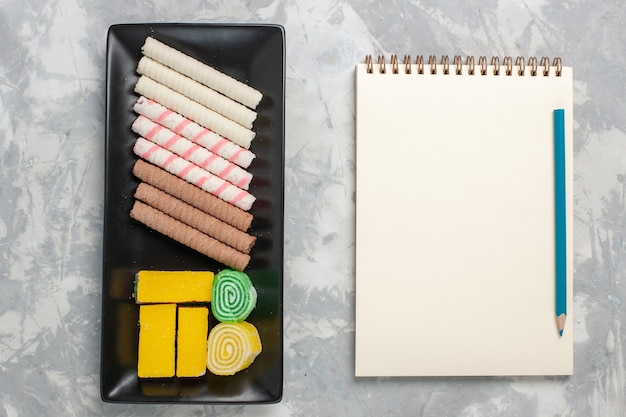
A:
365,55,562,77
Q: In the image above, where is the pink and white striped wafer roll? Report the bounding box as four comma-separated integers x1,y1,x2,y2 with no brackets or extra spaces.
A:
132,115,253,190
133,137,255,211
135,76,255,149
134,97,255,168
141,37,263,109
137,57,257,129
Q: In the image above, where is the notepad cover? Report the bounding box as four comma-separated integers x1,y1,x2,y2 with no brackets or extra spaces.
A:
354,61,574,376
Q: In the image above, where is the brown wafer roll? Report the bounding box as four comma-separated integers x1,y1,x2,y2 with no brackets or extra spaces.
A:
135,182,256,254
132,159,253,231
130,200,250,271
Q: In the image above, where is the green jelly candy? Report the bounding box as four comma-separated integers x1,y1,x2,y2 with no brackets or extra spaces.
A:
211,269,257,322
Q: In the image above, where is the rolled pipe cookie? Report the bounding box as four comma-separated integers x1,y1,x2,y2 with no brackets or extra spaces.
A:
130,200,251,271
134,96,255,168
206,322,262,376
132,115,252,190
135,76,255,149
134,182,256,254
142,37,263,109
133,137,255,211
137,57,257,129
132,160,253,231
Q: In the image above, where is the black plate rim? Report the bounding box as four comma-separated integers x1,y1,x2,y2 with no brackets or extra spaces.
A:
100,22,285,404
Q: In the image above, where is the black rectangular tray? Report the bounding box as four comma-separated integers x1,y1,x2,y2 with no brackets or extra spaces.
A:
101,23,284,404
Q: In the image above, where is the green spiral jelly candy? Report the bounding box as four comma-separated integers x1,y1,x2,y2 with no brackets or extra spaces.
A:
211,269,257,322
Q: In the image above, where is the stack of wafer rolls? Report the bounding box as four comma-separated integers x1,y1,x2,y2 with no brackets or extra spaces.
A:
131,116,253,190
127,36,263,270
134,97,256,168
134,183,255,254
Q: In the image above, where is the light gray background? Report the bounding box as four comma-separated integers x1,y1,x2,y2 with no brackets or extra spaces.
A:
0,0,624,416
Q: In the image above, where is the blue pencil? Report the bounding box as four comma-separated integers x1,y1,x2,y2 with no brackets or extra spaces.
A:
554,109,567,337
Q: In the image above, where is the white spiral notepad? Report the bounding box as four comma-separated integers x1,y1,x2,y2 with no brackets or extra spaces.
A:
355,55,574,376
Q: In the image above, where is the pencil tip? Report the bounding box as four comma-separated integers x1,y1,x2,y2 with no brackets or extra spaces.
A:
556,314,566,337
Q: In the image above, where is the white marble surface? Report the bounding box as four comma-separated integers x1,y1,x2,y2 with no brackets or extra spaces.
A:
0,0,625,415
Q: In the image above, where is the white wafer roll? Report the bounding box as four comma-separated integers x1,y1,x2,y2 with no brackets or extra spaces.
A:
133,137,255,211
135,76,255,149
142,37,263,109
132,115,253,190
134,96,255,168
137,57,257,129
